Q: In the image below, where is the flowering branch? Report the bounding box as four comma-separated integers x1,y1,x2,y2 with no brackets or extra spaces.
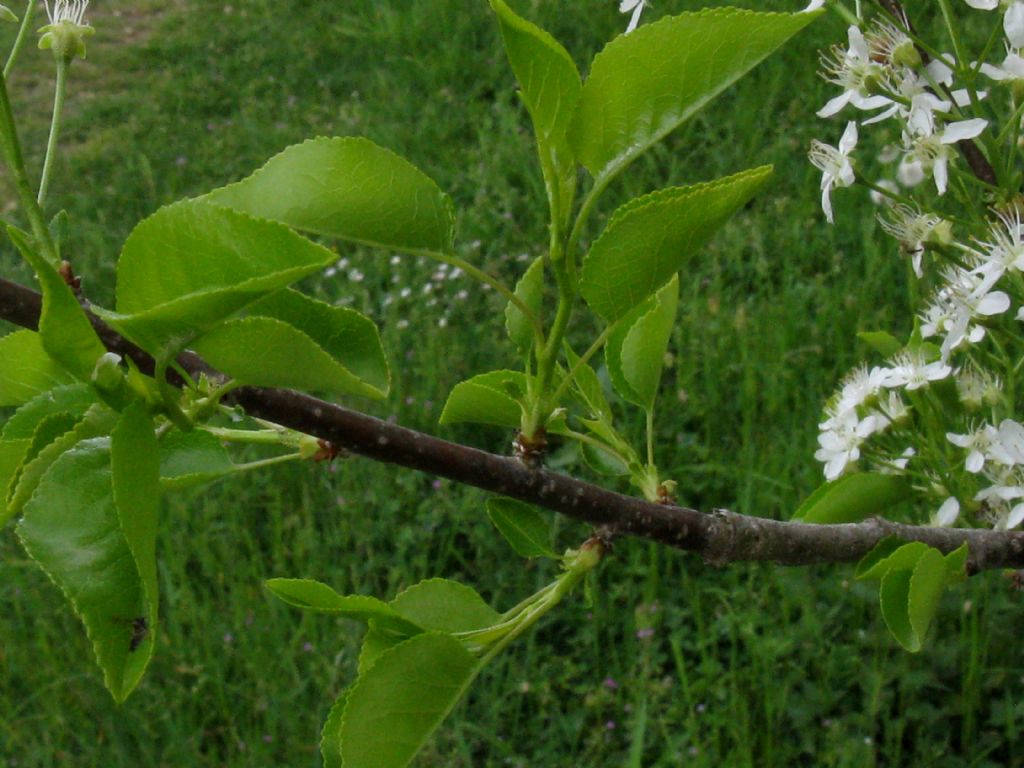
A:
3,275,1024,572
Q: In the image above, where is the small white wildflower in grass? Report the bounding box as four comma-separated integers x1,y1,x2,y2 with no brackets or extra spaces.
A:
884,350,952,390
809,121,858,223
619,0,646,34
817,27,893,118
933,497,960,526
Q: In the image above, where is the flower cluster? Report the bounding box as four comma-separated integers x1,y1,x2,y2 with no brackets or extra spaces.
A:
809,2,1024,530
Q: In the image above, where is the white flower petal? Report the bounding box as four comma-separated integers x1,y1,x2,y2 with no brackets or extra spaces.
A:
817,91,852,119
963,0,997,8
976,291,1011,316
941,118,988,143
934,497,960,527
1006,2,1024,48
1007,503,1024,529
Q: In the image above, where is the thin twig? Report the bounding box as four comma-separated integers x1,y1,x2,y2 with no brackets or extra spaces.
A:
2,276,1024,572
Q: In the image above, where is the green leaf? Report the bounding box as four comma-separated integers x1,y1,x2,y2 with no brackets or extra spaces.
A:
0,438,30,517
16,437,151,701
390,579,501,633
93,200,336,354
606,276,678,410
321,689,349,768
192,290,389,399
204,136,455,255
0,330,75,406
857,541,930,581
854,537,903,580
879,568,915,652
7,226,107,380
265,578,419,635
860,542,952,652
158,430,238,490
110,404,160,684
338,632,480,768
944,543,969,584
439,370,527,428
905,547,947,652
489,0,580,226
792,473,913,524
581,168,772,323
581,441,631,477
877,545,947,653
567,7,818,185
858,330,903,358
486,497,557,558
1,382,96,440
358,626,404,675
4,403,115,526
563,345,611,421
504,256,544,355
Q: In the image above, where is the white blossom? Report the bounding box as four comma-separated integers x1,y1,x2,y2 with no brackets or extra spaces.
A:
817,27,893,118
809,121,857,223
815,409,881,480
900,118,988,194
947,424,1000,472
878,204,951,277
884,350,952,390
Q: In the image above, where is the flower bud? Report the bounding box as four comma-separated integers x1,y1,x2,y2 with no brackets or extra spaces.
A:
890,38,921,69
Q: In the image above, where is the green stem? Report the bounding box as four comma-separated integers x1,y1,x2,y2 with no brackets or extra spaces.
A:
936,0,967,77
828,1,860,26
645,408,655,468
426,248,544,345
4,0,37,77
156,350,192,431
38,56,68,208
548,323,617,408
478,543,602,663
0,67,58,264
199,425,296,447
234,452,304,473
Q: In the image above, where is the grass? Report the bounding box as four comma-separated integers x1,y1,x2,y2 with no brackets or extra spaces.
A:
1,0,1024,765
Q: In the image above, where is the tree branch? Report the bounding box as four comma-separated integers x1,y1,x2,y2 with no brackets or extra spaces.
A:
3,275,1024,572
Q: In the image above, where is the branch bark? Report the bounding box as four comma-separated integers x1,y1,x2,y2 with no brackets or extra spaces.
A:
3,275,1024,572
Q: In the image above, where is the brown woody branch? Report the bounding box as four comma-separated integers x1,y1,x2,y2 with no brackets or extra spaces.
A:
3,275,1024,572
